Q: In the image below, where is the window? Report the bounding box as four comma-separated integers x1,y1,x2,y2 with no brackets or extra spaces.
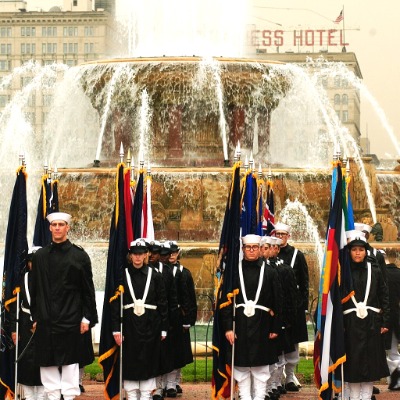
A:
65,59,77,67
42,27,57,37
43,60,55,66
73,0,78,5
0,61,10,72
342,94,348,105
334,94,340,105
84,26,94,36
25,112,36,124
0,95,10,107
342,111,348,123
0,27,11,37
43,95,53,107
42,43,57,54
334,76,341,88
21,43,36,54
84,43,94,54
341,78,348,87
0,44,11,55
63,43,78,54
63,27,78,37
28,94,36,107
21,76,33,87
21,27,36,37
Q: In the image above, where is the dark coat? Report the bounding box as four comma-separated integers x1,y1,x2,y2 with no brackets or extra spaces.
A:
9,271,42,386
150,262,179,375
342,258,390,382
384,263,400,347
268,257,298,354
31,240,98,367
221,258,282,367
169,262,197,368
111,264,169,381
278,244,309,343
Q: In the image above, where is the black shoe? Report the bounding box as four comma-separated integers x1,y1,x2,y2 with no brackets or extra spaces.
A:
370,396,376,400
271,388,280,398
372,386,380,394
264,396,270,400
79,384,85,393
277,385,286,394
153,395,164,400
285,382,299,392
268,392,279,400
176,384,182,394
165,388,177,398
389,367,400,390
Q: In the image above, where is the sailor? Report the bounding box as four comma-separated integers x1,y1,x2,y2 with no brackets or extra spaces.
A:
165,241,197,398
221,234,281,400
10,246,45,400
342,233,389,400
112,238,169,400
148,240,179,400
272,222,309,392
382,250,400,391
30,212,98,400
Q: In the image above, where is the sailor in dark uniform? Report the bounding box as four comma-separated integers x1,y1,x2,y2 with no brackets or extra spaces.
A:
342,233,389,400
10,246,45,400
112,239,169,400
148,240,179,400
272,222,309,392
165,241,197,398
221,234,281,400
30,212,98,400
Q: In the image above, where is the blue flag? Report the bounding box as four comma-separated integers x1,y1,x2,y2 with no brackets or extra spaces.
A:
99,163,128,400
212,162,241,400
0,166,28,398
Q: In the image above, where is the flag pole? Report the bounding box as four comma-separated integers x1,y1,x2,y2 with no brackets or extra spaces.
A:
14,290,20,399
119,289,124,400
230,294,236,400
342,5,346,51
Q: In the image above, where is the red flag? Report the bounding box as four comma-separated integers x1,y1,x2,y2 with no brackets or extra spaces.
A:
334,10,343,24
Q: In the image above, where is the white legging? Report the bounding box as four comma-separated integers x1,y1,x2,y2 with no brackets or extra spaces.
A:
21,385,45,400
124,378,156,400
40,363,80,400
348,382,373,400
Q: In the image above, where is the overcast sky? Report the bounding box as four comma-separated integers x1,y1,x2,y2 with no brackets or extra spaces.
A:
29,0,400,159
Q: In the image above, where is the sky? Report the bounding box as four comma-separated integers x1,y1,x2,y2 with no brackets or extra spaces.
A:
28,0,400,159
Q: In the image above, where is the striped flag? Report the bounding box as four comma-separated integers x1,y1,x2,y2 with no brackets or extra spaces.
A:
314,163,353,399
142,175,154,240
262,180,275,235
212,162,241,400
334,10,343,24
240,171,258,236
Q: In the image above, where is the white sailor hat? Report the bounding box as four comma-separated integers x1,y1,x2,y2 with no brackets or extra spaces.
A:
264,236,274,245
47,212,72,225
273,222,291,234
354,222,372,234
347,232,367,248
345,229,365,239
273,237,283,246
242,234,261,245
129,239,149,254
260,236,268,246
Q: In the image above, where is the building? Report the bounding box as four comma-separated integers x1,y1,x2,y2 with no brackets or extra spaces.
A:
0,7,110,138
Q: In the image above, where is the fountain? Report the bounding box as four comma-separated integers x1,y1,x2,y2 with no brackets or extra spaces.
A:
0,1,399,327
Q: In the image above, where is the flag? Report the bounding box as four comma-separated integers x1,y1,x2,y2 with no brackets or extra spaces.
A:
132,169,144,239
334,10,343,24
240,171,258,236
314,163,353,399
256,178,263,236
33,174,59,247
262,180,275,235
142,175,154,240
211,162,242,400
99,163,129,400
123,168,134,246
0,166,28,398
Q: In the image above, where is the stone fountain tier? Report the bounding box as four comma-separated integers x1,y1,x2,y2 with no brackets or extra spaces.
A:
79,57,290,166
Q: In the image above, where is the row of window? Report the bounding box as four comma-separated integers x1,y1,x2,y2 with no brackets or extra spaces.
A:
0,58,82,71
21,26,96,37
318,76,349,88
334,94,348,105
0,94,53,107
19,43,96,55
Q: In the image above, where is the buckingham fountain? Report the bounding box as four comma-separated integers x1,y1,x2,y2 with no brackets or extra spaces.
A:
0,1,399,332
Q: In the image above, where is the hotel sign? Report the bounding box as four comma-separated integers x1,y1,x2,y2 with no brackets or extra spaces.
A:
250,29,349,48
